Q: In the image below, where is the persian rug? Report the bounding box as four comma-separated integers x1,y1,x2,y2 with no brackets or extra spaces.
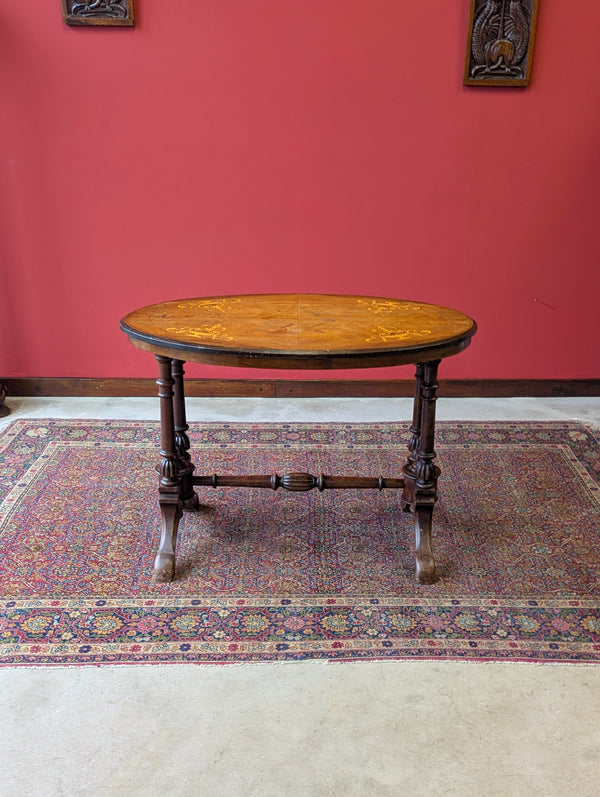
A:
0,419,599,666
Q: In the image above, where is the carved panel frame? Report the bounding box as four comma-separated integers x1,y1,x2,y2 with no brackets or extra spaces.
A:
61,0,135,27
464,0,539,87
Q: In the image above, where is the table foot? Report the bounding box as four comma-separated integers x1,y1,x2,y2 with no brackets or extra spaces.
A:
154,552,176,583
414,505,436,585
182,491,201,512
155,500,181,582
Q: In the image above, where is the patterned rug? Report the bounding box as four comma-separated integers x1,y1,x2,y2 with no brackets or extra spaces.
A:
1,419,599,666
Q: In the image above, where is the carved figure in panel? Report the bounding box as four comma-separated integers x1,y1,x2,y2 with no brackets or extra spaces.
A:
464,0,539,87
62,0,135,26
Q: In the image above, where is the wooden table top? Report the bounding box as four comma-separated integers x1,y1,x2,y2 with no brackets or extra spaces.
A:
121,294,477,369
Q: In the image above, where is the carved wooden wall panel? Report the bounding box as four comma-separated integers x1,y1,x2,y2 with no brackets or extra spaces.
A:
62,0,135,27
464,0,539,87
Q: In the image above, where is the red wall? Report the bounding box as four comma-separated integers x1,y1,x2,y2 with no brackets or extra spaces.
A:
1,1,599,381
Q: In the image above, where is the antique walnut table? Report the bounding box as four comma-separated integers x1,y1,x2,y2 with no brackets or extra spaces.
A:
120,294,477,585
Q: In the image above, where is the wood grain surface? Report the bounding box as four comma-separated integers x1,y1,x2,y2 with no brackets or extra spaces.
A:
121,294,477,370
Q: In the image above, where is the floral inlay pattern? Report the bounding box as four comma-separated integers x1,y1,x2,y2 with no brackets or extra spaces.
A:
357,299,423,314
166,324,233,342
366,326,433,343
176,299,241,313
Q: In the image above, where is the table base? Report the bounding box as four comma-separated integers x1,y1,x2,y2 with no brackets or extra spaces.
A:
153,356,441,586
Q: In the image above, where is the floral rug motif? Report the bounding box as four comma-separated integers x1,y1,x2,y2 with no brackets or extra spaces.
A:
1,419,599,666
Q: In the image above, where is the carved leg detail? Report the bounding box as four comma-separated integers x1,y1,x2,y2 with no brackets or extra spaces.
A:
415,361,440,488
171,359,200,513
155,355,182,582
155,498,182,583
407,363,424,468
414,504,436,585
403,360,441,584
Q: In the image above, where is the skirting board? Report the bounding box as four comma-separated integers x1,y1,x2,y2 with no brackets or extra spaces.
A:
3,378,600,398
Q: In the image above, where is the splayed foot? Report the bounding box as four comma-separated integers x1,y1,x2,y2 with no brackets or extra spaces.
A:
416,553,436,585
154,551,175,583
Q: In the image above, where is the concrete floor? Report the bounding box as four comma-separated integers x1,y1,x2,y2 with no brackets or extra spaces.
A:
1,396,599,797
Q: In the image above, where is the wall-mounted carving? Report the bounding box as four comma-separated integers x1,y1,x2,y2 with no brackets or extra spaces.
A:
61,0,135,27
464,0,539,87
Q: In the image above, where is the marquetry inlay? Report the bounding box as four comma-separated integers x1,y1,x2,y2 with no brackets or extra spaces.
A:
365,326,433,343
121,293,477,369
165,324,234,342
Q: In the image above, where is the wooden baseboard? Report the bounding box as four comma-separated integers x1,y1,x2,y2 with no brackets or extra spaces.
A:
3,377,600,399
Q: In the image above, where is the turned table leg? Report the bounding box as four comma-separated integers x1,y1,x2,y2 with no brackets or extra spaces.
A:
0,383,10,418
403,360,441,585
407,363,424,467
171,359,200,512
154,355,182,583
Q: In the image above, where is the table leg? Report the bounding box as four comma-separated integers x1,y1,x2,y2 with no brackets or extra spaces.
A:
407,363,424,465
155,355,182,583
171,359,200,512
403,360,440,585
0,383,9,418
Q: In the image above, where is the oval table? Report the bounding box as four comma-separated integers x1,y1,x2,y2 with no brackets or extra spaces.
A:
121,294,477,585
